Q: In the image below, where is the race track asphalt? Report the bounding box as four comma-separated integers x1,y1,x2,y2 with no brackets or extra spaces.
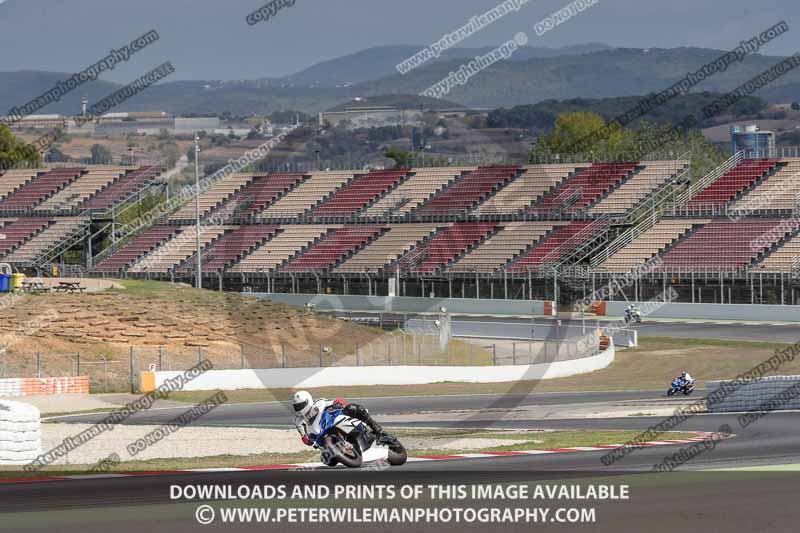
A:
450,316,800,343
5,318,799,531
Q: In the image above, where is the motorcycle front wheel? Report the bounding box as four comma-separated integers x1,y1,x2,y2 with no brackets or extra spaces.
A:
323,433,363,468
667,388,676,397
387,442,407,466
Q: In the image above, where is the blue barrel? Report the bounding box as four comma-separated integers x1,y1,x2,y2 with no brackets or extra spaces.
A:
0,274,9,292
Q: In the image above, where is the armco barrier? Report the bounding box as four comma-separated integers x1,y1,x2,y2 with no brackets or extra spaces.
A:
141,341,614,391
606,301,800,322
706,375,800,413
0,376,89,397
0,400,41,465
250,293,547,316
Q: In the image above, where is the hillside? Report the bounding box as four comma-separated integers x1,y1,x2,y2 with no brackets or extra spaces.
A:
2,47,799,117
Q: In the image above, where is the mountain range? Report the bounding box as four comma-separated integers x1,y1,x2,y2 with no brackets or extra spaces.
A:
2,45,798,117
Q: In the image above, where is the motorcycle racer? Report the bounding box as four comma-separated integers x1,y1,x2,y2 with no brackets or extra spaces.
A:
292,390,388,447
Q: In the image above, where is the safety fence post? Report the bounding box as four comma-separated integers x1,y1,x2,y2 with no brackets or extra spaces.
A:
129,346,135,394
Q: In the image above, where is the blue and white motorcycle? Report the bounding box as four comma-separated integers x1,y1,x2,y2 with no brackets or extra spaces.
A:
310,407,407,468
667,378,695,396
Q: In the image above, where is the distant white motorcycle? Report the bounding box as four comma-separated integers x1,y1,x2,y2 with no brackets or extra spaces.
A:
624,308,642,325
309,406,407,468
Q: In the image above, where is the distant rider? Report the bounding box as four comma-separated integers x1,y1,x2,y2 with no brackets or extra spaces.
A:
292,390,388,447
677,371,694,385
624,304,638,322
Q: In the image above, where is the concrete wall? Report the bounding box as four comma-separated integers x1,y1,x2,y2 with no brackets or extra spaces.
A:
252,293,546,315
0,400,41,465
706,375,800,413
252,293,800,323
146,342,615,391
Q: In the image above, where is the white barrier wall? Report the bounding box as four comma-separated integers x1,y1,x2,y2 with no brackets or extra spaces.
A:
147,342,615,391
0,400,41,465
706,375,800,413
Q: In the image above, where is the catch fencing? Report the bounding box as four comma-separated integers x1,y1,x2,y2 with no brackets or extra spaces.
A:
0,328,602,393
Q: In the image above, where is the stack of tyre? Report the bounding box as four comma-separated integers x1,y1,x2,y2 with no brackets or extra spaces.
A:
0,400,41,465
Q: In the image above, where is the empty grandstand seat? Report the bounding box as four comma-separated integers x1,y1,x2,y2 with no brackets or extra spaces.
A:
80,166,162,211
91,225,181,272
686,159,778,210
310,170,409,218
0,167,85,211
473,165,579,216
529,162,637,215
2,217,89,264
280,225,386,272
0,218,53,257
414,166,520,216
334,224,441,273
450,222,562,273
655,217,797,272
411,222,497,273
0,170,43,201
364,168,475,218
129,225,234,273
260,172,355,219
731,159,800,212
590,160,689,214
177,225,280,273
594,219,710,272
170,174,254,221
210,174,306,220
507,220,605,272
228,225,337,273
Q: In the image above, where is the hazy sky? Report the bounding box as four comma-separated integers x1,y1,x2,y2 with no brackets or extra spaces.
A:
0,0,796,81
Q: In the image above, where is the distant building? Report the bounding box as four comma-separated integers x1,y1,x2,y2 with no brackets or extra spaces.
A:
731,125,775,156
4,114,66,129
319,106,422,129
174,117,221,134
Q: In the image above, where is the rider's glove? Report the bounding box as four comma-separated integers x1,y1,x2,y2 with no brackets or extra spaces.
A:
301,435,312,446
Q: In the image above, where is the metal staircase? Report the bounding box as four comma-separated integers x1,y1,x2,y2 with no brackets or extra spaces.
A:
31,218,92,271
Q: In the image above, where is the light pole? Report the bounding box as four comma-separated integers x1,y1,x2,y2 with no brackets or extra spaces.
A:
194,134,202,289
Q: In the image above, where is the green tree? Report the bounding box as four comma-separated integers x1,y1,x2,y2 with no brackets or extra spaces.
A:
90,144,113,164
45,147,70,163
384,147,411,169
0,125,42,168
537,111,636,159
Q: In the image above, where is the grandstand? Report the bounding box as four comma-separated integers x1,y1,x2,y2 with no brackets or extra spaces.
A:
363,168,474,218
0,167,85,212
7,155,800,305
259,172,354,219
414,166,520,217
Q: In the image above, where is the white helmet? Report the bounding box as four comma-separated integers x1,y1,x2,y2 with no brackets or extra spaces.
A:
292,390,314,418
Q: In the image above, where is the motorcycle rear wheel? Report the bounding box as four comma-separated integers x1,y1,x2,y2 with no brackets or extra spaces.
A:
323,433,363,468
